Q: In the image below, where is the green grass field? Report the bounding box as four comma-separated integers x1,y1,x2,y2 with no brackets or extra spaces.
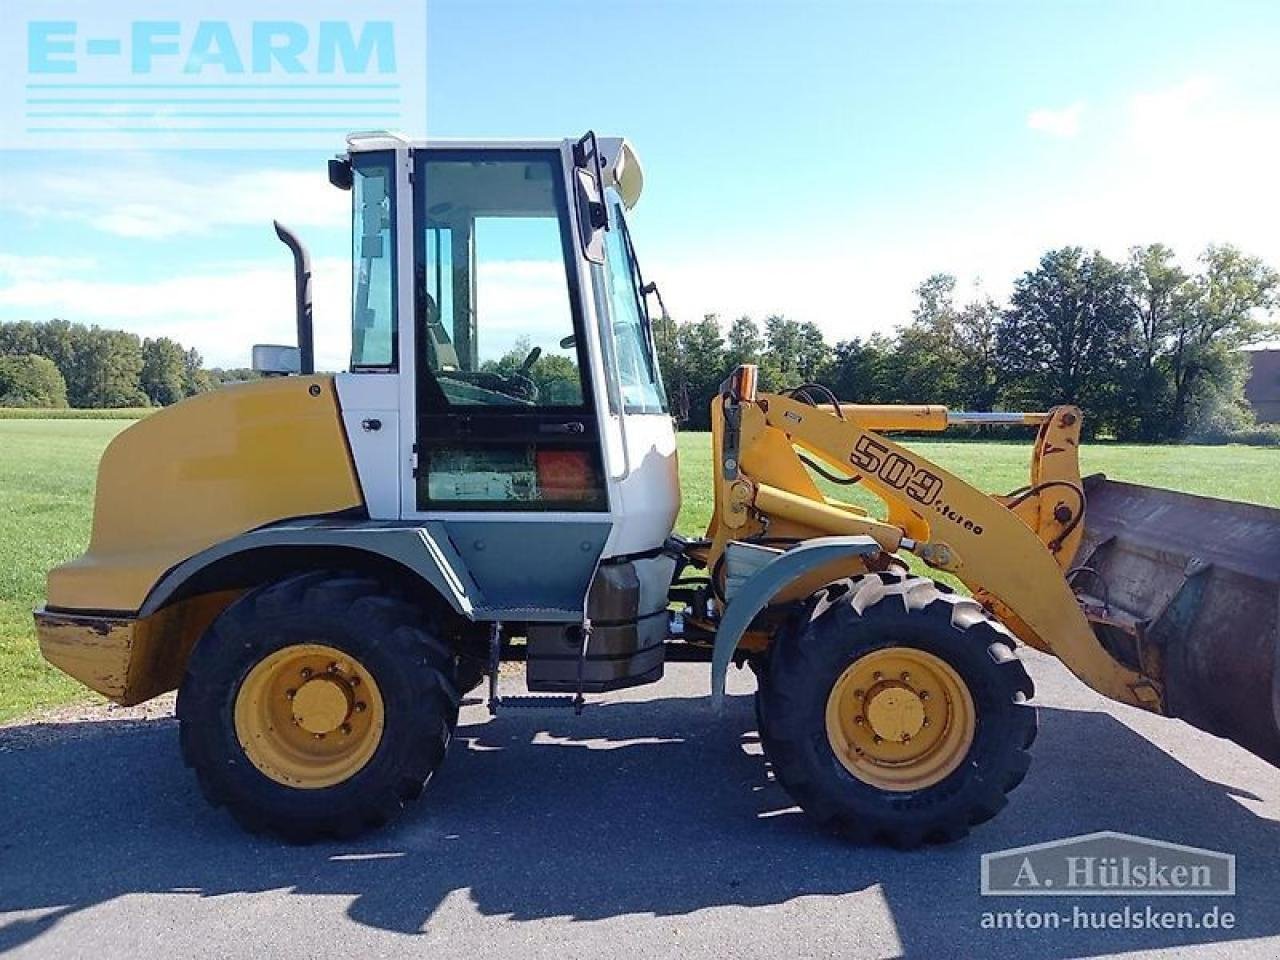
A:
673,433,1280,536
0,407,153,420
1,420,129,720
2,418,1278,723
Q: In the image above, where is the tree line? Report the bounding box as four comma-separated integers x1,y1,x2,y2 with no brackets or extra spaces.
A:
0,319,256,409
3,243,1276,440
655,244,1278,440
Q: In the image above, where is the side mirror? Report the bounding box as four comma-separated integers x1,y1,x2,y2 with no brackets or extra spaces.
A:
252,344,302,377
329,157,353,191
572,131,609,265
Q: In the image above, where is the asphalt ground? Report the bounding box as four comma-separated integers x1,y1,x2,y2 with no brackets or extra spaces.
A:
2,650,1278,960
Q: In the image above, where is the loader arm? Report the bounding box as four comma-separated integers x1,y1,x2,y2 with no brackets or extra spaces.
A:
705,367,1164,714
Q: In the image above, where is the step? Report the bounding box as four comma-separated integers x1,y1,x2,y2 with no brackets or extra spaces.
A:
498,695,577,710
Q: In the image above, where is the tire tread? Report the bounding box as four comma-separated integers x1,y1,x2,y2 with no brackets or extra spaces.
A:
757,574,1037,848
178,571,458,842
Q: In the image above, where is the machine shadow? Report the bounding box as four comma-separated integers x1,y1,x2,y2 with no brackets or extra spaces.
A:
1,691,1278,957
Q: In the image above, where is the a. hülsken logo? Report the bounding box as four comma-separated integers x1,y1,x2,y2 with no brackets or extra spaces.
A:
981,832,1235,897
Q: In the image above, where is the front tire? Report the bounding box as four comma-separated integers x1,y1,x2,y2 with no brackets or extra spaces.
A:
758,572,1036,847
177,572,459,842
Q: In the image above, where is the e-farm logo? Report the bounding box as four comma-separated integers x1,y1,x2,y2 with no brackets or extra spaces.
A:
1,0,426,149
981,831,1236,897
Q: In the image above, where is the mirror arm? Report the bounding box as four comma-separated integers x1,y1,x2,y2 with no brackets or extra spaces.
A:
572,130,611,231
572,130,611,265
640,280,668,322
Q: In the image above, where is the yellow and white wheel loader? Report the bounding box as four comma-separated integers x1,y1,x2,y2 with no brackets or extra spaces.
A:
35,132,1280,845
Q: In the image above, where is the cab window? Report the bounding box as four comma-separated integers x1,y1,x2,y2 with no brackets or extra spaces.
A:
416,153,588,408
350,152,397,370
412,149,606,512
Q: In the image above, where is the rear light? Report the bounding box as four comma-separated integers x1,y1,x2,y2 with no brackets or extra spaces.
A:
536,449,597,501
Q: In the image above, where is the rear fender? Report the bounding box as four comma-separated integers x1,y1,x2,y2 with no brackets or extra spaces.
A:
143,519,613,623
142,523,480,618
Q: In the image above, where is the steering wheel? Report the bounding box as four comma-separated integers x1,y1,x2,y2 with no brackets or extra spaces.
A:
506,346,542,401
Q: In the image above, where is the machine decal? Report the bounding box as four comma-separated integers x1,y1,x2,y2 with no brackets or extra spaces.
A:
850,435,943,506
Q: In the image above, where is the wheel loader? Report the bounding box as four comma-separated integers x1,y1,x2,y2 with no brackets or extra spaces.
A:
35,131,1280,846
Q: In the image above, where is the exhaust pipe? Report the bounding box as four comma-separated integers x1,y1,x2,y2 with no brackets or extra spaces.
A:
273,221,315,375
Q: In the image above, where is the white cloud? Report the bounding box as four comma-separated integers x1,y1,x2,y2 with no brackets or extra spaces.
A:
1128,75,1215,140
0,257,353,370
0,155,353,367
649,76,1279,346
1027,101,1084,138
4,75,1277,380
0,254,97,282
0,258,575,371
648,247,1006,345
1089,75,1280,258
2,164,346,239
473,260,576,358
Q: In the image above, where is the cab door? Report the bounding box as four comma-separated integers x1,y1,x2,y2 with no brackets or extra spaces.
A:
403,147,613,614
408,147,609,515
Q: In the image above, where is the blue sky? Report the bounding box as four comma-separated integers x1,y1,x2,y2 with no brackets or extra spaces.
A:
1,0,1278,370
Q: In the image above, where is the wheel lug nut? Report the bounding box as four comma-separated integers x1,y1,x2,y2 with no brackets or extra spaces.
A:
340,724,352,736
312,732,324,740
329,661,341,673
919,691,930,701
285,688,296,700
300,667,313,679
922,717,932,727
853,689,864,699
900,672,910,682
354,701,367,713
350,677,361,687
901,733,911,743
872,672,883,681
873,734,883,744
854,715,865,726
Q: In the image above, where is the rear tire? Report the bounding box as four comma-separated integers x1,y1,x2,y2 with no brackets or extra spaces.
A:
757,572,1036,847
177,572,459,842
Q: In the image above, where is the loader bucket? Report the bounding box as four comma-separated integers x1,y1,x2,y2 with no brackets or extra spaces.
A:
1073,475,1280,764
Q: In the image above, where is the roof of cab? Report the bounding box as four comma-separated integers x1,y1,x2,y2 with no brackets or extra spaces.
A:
344,132,644,208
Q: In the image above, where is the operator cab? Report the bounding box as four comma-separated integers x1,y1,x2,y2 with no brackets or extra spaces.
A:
320,133,679,691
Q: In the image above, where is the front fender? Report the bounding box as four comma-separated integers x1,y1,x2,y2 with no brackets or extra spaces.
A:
710,535,882,704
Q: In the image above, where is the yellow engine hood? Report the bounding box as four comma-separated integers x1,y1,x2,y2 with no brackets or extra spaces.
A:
47,376,364,613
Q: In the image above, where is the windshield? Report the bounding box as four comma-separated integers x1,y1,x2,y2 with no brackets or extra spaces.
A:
598,190,667,414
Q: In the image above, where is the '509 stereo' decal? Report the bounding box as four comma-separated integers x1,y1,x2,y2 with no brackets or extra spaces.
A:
849,435,942,504
848,435,985,535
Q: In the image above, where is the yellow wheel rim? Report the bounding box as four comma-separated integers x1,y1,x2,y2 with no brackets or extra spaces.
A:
825,646,975,792
234,643,385,789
